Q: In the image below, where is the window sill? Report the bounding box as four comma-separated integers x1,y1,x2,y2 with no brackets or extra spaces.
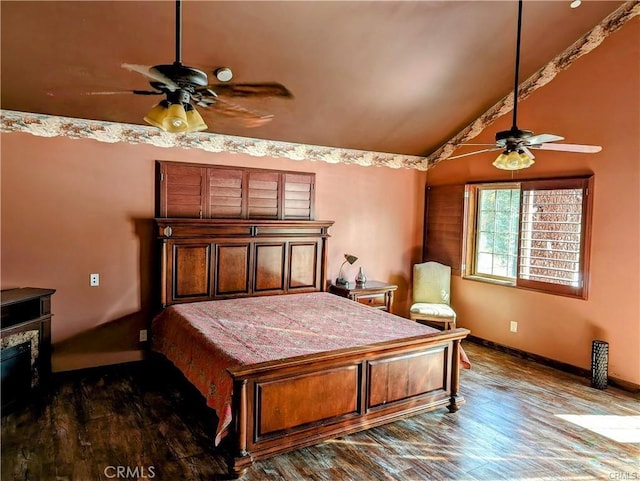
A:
462,274,587,300
463,275,515,287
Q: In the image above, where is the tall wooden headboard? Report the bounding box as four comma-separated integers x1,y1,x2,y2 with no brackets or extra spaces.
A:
156,218,334,307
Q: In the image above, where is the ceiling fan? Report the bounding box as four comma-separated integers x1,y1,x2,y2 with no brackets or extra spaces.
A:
116,0,292,133
448,0,602,170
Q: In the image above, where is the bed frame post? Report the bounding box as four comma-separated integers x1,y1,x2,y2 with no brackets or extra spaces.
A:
228,378,252,478
448,338,462,413
160,238,168,308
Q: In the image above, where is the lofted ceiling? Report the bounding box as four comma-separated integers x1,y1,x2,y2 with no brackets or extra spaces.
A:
0,1,626,158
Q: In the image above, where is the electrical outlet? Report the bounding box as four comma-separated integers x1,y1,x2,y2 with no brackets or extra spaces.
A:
510,320,518,333
139,329,148,342
90,273,100,287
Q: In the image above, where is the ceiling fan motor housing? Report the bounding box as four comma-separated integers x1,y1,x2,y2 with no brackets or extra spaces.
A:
167,89,191,105
496,128,533,149
153,63,209,90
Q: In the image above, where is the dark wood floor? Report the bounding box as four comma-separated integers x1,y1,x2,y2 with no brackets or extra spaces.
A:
2,342,638,481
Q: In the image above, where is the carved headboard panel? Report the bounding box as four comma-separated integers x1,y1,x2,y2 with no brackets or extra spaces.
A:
156,218,334,307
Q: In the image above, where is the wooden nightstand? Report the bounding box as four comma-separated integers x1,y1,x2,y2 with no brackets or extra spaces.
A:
328,280,398,313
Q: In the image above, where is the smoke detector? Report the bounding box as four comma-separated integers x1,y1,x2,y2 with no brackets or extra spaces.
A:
215,67,233,82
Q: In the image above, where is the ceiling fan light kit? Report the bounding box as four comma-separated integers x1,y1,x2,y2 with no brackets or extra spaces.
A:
493,149,535,170
144,85,208,133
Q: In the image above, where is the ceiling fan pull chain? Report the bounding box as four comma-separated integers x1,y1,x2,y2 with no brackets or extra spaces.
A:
511,0,523,131
175,0,182,65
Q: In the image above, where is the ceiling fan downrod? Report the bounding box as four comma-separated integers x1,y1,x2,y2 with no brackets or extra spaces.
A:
511,0,523,132
152,0,208,91
175,0,182,66
496,0,532,143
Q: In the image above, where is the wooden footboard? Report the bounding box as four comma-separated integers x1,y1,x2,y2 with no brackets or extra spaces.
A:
226,327,469,478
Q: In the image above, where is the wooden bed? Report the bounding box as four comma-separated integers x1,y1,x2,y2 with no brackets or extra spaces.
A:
153,218,470,478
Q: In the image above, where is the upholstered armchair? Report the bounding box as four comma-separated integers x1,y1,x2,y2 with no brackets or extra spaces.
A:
409,261,457,330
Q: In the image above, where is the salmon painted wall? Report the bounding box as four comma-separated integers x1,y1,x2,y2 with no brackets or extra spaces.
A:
427,20,639,385
1,135,425,371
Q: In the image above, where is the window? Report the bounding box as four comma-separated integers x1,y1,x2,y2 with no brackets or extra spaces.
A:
463,177,593,299
474,185,520,279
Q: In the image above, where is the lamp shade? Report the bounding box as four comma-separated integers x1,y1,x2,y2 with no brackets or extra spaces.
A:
493,150,535,170
143,100,170,129
344,254,358,265
163,103,189,133
185,105,208,133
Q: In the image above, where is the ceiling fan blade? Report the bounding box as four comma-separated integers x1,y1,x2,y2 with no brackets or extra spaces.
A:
521,146,535,160
81,90,162,96
525,133,564,145
201,82,293,99
448,148,502,160
534,143,602,153
459,143,498,147
122,63,179,91
203,97,275,128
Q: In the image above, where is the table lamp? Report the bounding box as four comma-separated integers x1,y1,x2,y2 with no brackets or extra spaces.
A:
336,254,358,286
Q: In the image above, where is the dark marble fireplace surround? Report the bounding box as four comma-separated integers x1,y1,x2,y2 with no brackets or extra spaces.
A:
1,288,55,412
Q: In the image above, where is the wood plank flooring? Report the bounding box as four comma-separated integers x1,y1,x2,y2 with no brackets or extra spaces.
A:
2,342,639,480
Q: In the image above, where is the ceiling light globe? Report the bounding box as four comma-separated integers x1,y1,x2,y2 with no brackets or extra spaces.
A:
493,150,534,170
517,151,535,169
163,103,189,133
143,100,170,129
185,106,208,133
507,150,522,168
492,152,510,169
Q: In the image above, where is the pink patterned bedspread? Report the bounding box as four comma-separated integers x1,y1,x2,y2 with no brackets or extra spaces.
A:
152,291,469,445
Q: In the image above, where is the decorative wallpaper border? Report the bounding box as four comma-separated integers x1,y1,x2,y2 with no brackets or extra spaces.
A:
0,110,430,171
